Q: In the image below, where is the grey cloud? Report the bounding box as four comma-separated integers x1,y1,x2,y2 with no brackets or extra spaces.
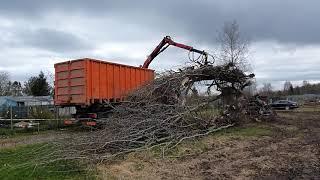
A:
1,0,320,45
15,28,92,53
0,25,93,55
254,57,320,88
1,0,320,88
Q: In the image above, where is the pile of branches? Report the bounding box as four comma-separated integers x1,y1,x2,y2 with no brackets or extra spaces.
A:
59,62,260,162
130,62,254,106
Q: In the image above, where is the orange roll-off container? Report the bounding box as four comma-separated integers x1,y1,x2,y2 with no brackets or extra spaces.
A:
54,58,155,107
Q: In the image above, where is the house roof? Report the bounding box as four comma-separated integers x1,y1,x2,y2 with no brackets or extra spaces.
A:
12,96,53,103
0,96,53,103
0,96,18,107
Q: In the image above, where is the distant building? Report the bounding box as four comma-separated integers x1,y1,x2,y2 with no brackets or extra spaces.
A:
0,97,17,110
0,96,53,107
0,96,74,118
13,96,54,106
271,94,320,104
286,94,320,103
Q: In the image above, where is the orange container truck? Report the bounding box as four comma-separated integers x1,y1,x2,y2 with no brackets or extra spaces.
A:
54,36,209,126
55,58,154,125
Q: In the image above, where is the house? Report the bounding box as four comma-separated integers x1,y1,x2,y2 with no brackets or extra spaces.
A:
0,96,54,118
0,96,75,118
0,96,17,110
13,96,54,107
0,96,53,108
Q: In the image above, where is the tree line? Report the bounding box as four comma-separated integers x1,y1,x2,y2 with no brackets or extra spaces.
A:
0,71,53,96
259,80,320,97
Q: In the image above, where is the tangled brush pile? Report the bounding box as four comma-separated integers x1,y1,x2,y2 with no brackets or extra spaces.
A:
57,62,257,162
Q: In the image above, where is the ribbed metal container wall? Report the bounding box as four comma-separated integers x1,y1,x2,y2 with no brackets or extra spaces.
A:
54,58,155,106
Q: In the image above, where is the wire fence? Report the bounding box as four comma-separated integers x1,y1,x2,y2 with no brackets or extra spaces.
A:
0,105,74,134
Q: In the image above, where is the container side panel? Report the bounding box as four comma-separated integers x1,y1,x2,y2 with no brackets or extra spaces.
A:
114,65,120,99
55,58,154,106
58,87,69,95
87,60,92,102
139,69,142,85
131,68,136,91
55,62,71,105
120,66,126,98
70,69,84,78
69,61,86,104
71,95,84,103
57,71,68,80
70,61,84,69
57,79,68,87
55,64,68,72
145,70,150,82
70,86,85,95
57,95,69,103
100,63,107,99
107,64,114,99
125,67,130,92
135,69,139,88
70,77,85,86
92,62,100,98
142,69,146,83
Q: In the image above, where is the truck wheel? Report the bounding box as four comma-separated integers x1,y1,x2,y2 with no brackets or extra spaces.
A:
285,106,290,110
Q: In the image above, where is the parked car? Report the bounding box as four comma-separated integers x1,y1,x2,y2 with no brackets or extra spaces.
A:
271,100,299,110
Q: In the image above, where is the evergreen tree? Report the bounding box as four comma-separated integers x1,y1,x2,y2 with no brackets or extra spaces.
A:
23,71,52,96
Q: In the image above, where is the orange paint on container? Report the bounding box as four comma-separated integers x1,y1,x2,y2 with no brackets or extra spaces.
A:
54,58,154,106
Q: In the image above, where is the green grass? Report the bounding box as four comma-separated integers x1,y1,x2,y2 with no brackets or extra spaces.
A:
0,119,65,138
0,128,57,138
0,143,95,180
0,128,37,137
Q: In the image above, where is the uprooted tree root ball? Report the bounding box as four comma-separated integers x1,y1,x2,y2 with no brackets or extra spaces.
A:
55,62,275,163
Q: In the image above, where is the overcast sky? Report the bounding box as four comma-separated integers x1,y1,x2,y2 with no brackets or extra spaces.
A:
1,0,320,89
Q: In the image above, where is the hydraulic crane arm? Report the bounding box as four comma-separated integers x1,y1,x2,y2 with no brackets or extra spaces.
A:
142,36,208,68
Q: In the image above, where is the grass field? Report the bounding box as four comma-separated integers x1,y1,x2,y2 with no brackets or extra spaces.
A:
0,143,95,180
1,106,319,179
0,128,42,137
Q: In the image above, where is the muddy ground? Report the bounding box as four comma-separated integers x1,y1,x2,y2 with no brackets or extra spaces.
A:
99,111,320,180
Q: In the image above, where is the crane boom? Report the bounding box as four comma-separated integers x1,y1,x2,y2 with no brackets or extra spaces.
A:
142,36,208,68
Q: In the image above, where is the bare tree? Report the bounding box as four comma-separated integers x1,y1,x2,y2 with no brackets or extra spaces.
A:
218,20,249,70
11,81,23,96
302,80,309,87
283,81,293,95
0,71,10,96
243,79,257,96
259,83,273,96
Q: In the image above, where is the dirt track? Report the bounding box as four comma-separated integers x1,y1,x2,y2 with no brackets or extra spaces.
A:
100,111,320,179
